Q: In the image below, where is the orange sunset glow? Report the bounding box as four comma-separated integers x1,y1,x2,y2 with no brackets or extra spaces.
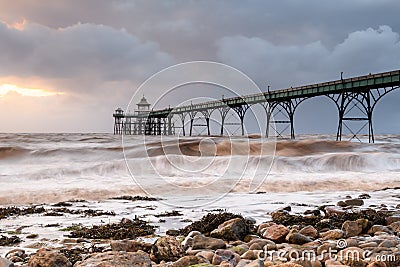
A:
0,84,63,97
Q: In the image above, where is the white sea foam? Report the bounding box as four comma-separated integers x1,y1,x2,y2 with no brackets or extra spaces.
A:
0,133,399,204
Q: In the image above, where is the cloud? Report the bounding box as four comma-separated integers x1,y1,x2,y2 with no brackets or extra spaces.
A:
0,21,174,92
1,1,400,133
216,25,400,89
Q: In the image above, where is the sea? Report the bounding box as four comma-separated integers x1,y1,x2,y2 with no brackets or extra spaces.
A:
1,133,399,206
1,133,400,254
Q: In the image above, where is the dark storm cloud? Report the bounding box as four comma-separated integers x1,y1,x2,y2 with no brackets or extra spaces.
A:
216,25,400,88
2,0,400,59
0,0,399,132
0,22,174,90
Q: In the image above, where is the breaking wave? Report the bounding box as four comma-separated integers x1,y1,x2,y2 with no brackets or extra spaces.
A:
0,133,400,204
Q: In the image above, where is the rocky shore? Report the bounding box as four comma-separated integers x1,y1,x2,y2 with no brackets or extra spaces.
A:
1,193,400,267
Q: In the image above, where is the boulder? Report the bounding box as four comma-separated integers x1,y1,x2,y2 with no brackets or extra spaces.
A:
172,255,209,267
111,240,152,253
196,251,215,262
299,226,319,239
247,238,276,251
274,263,304,267
210,218,250,241
0,258,13,267
285,230,313,245
74,251,151,267
344,199,364,206
262,224,289,243
151,236,184,263
212,249,240,266
192,235,226,250
28,248,71,267
337,247,365,267
386,215,400,225
320,229,344,240
342,220,363,238
389,221,400,233
368,225,394,235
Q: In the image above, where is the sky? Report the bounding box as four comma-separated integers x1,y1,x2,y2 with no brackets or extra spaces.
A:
0,0,400,134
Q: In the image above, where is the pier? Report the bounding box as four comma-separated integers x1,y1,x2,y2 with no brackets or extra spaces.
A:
114,69,400,143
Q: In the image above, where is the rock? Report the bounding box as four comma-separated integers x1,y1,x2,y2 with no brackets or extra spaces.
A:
282,206,292,212
320,229,344,240
258,222,272,234
324,206,346,216
192,235,226,250
172,255,209,267
262,224,289,243
359,242,378,248
317,242,337,255
338,247,365,267
386,215,400,225
28,248,72,267
26,234,39,239
8,256,23,264
210,218,250,241
324,259,348,266
275,263,304,267
0,258,13,267
166,229,180,236
247,238,276,251
245,217,257,225
75,251,151,267
230,244,249,255
285,230,313,245
111,240,152,253
368,225,394,235
248,243,262,250
244,235,260,243
240,250,259,260
151,236,184,263
299,226,318,239
344,199,364,206
358,193,371,199
212,249,240,266
5,249,25,260
292,259,313,267
196,251,214,262
389,221,400,233
310,260,322,267
366,262,387,267
378,240,395,248
236,259,252,267
181,231,201,249
342,220,363,238
337,201,347,207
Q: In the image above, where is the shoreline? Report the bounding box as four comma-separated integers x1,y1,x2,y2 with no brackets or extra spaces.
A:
0,189,399,266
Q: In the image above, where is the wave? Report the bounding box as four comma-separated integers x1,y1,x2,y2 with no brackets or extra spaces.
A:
0,146,30,159
1,133,400,205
